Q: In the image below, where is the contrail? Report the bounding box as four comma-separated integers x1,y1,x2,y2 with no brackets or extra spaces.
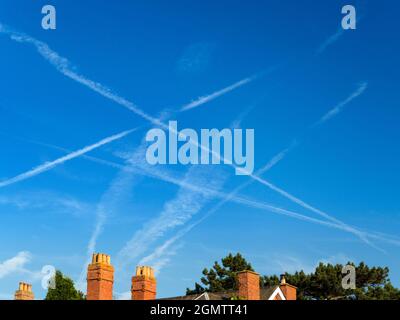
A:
316,15,363,56
240,82,368,177
0,23,159,125
226,82,370,242
117,114,244,269
136,80,374,264
1,24,277,196
0,23,258,127
123,160,382,249
12,128,375,249
116,166,227,269
1,24,366,232
12,134,397,251
180,66,280,112
180,76,255,111
137,181,386,273
0,128,137,188
156,126,373,247
1,24,264,279
316,27,344,56
26,137,400,251
316,82,368,125
1,24,380,254
248,172,372,245
25,137,364,245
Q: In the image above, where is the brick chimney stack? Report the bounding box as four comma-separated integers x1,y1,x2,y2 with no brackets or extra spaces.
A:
131,266,156,300
237,270,260,300
14,282,34,300
280,274,297,300
86,253,114,300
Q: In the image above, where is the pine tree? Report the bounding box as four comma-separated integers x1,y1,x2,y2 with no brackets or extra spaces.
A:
262,262,400,300
187,253,400,300
186,253,253,294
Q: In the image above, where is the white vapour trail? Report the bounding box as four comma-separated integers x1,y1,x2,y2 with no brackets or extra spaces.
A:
256,144,296,174
255,82,368,176
137,80,379,267
0,24,256,279
180,77,255,111
232,82,367,187
76,209,107,290
25,133,375,251
221,82,370,242
1,24,365,226
138,224,193,273
76,169,139,290
137,138,378,271
2,23,317,232
0,24,160,125
17,135,398,251
316,28,345,56
220,83,371,242
116,165,227,269
145,123,372,246
316,82,368,125
0,129,137,189
248,173,372,246
33,141,399,250
75,146,146,290
180,66,279,113
140,124,369,246
122,161,381,246
316,16,363,56
0,24,256,127
117,114,242,269
138,182,384,273
1,24,376,252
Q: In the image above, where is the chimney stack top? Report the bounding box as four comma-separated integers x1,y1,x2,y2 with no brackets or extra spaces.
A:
91,253,111,265
18,282,32,292
135,266,155,278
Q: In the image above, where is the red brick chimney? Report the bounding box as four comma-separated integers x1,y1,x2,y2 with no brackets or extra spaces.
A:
237,270,260,300
86,253,114,300
279,274,297,300
131,266,156,300
14,282,34,300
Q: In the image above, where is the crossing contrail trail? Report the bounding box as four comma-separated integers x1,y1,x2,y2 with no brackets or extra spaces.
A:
1,23,380,256
316,82,368,125
0,23,258,125
180,76,255,111
0,128,137,188
13,134,396,255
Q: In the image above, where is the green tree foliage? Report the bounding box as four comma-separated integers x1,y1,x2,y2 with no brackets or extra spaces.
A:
45,270,85,300
186,253,253,295
187,253,400,300
261,262,400,300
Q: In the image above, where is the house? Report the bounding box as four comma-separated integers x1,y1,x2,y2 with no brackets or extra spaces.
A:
162,272,296,300
14,252,297,300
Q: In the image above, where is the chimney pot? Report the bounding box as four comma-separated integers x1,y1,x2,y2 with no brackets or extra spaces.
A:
280,274,286,285
15,282,34,300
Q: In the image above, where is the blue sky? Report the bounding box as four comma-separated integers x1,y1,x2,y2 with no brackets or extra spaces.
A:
0,0,399,299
